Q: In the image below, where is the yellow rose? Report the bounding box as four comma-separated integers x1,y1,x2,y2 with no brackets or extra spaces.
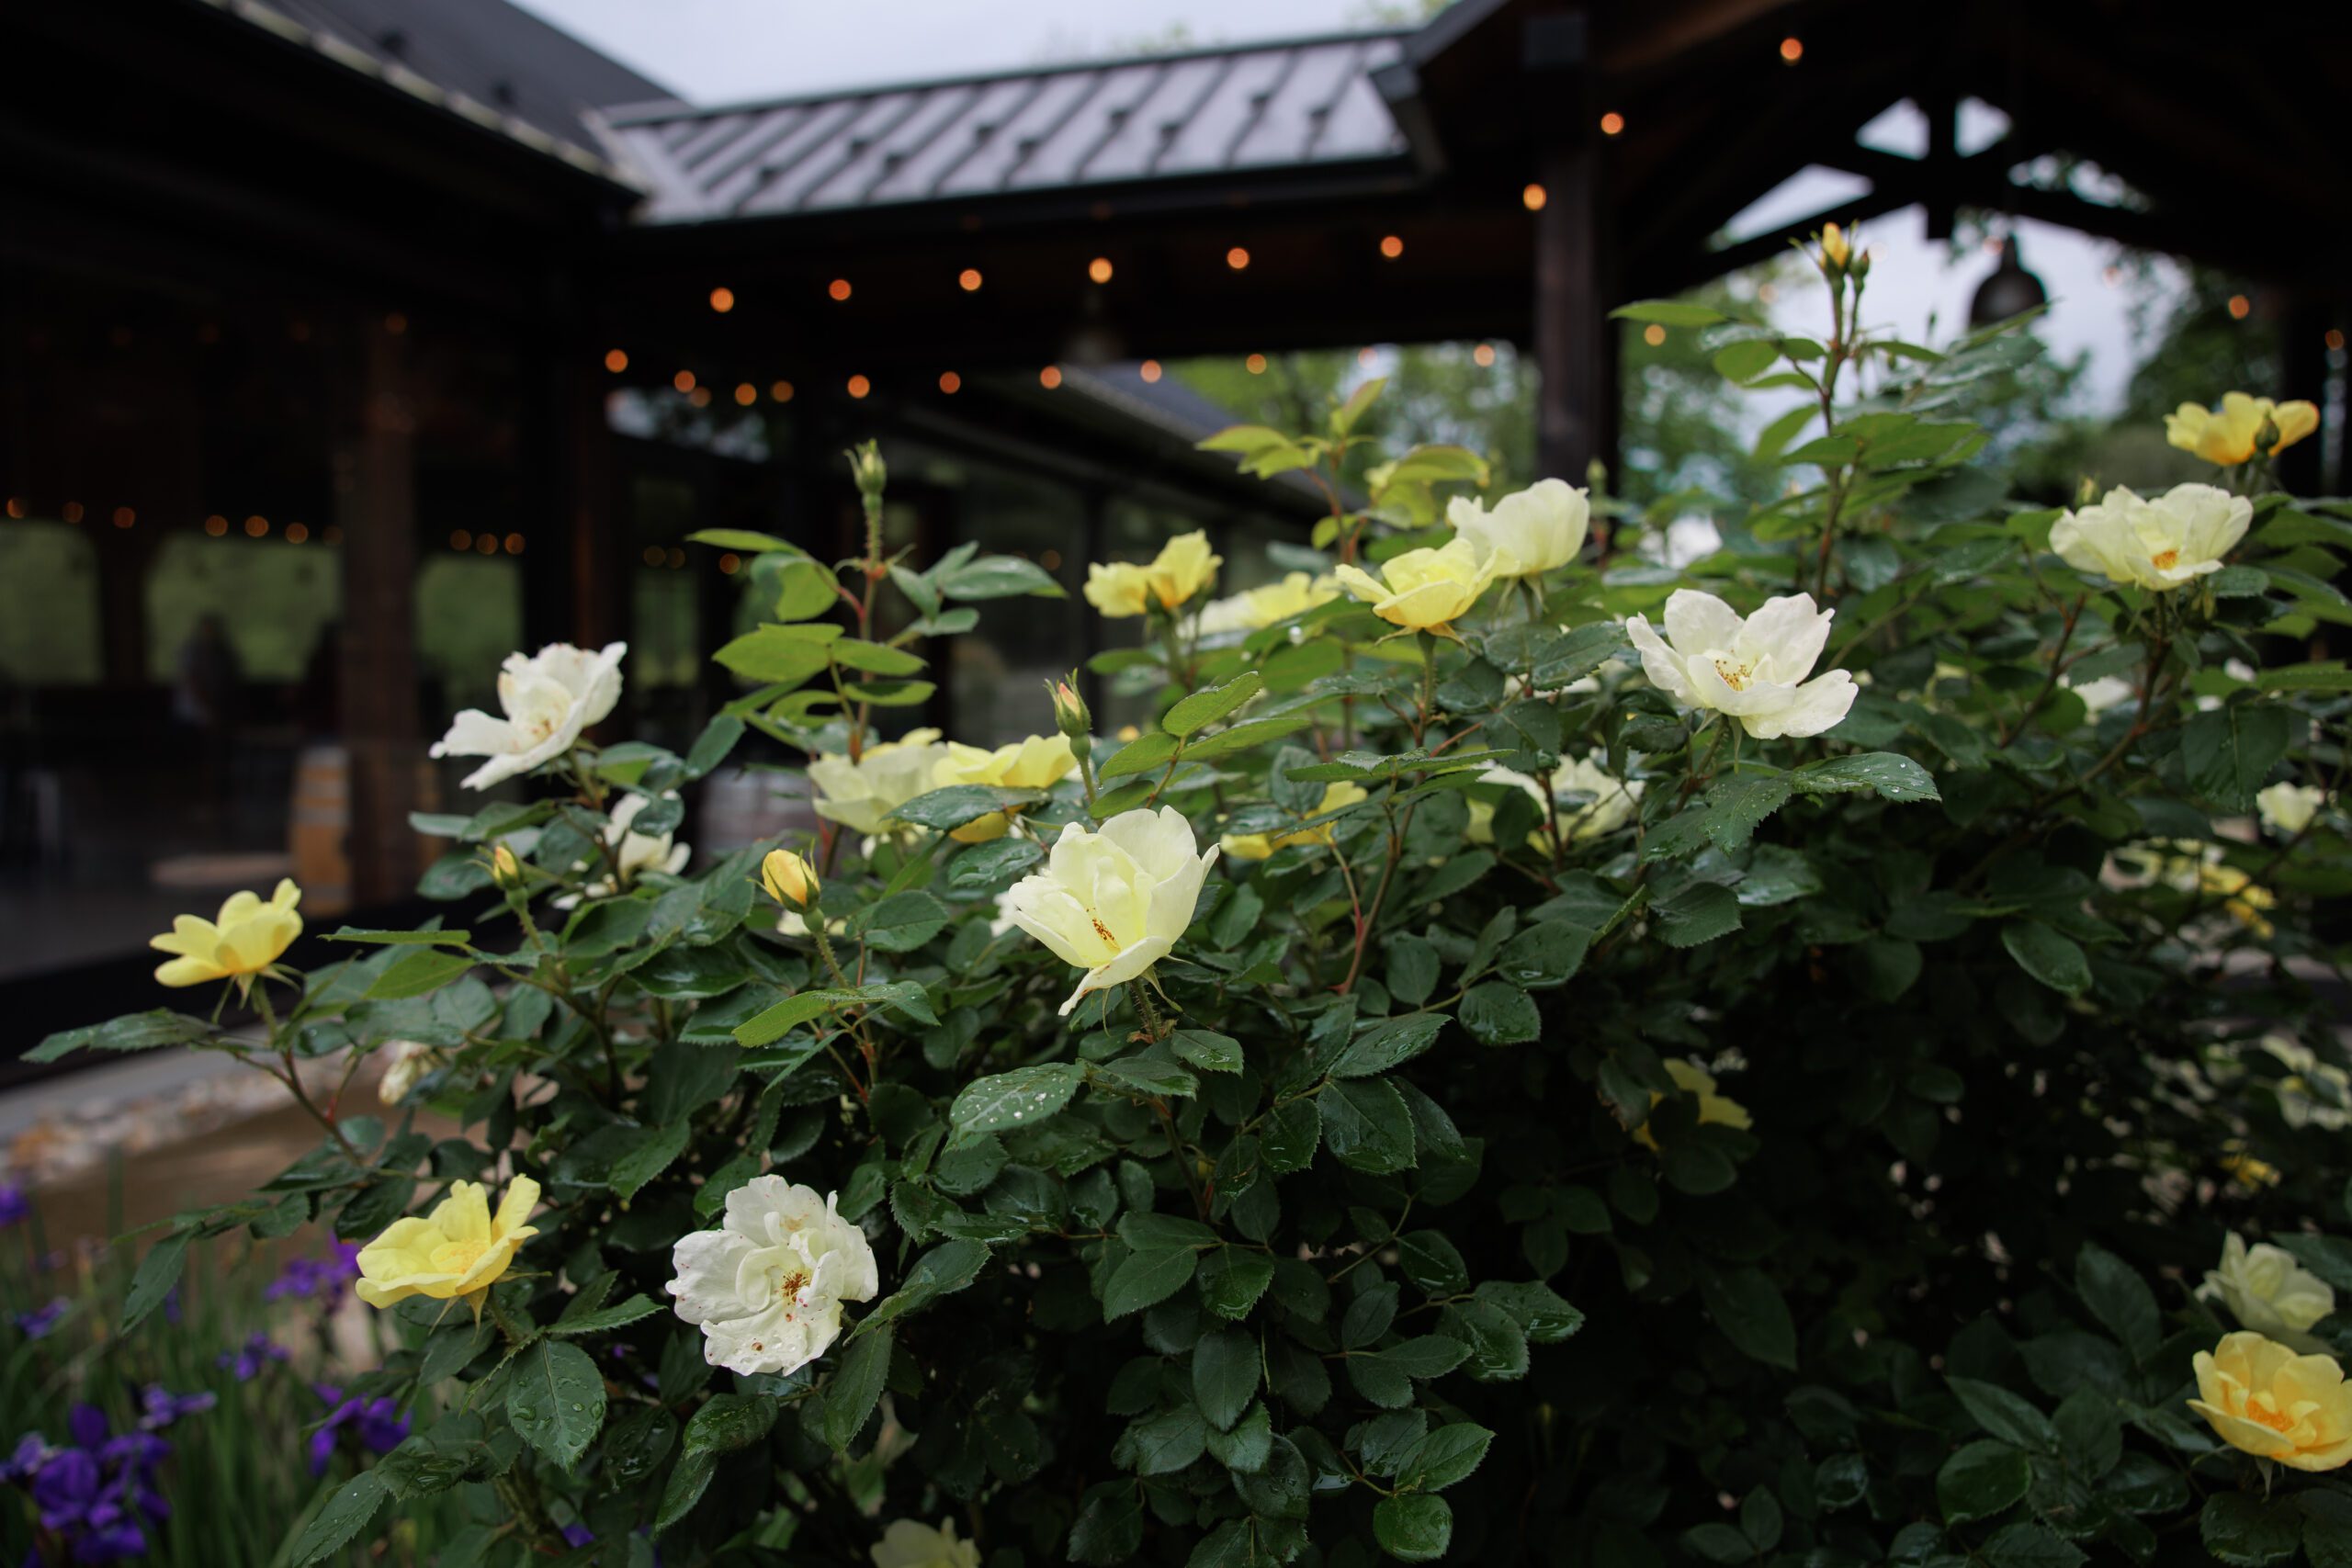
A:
808,728,950,837
2165,392,2320,466
1818,221,1850,269
2189,1332,2352,1471
1634,1059,1751,1151
2050,483,2251,592
761,848,820,908
1333,537,1512,637
1000,806,1218,1016
937,734,1078,841
1447,479,1590,576
2199,862,2276,938
2199,1235,2336,1354
356,1176,540,1316
1222,782,1369,860
1083,531,1223,617
150,879,302,990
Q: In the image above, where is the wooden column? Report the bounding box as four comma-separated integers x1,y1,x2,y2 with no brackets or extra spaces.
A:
2278,296,2332,498
1532,134,1611,487
334,317,420,908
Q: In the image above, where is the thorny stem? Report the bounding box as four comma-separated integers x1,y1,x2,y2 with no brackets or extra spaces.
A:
251,981,361,1162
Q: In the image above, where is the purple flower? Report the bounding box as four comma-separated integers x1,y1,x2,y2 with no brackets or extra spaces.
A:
137,1384,216,1432
266,1243,362,1308
308,1384,409,1477
0,1434,47,1484
9,1406,170,1564
14,1297,69,1338
219,1332,288,1382
0,1182,28,1227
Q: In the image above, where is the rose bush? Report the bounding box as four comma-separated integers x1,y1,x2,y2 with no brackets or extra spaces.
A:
29,237,2352,1567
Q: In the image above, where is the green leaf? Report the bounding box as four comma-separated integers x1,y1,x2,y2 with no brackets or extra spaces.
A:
548,1292,662,1337
2260,660,2352,693
2074,1243,2159,1361
124,1231,191,1332
1790,752,1940,803
1097,731,1179,782
1982,1521,2085,1568
821,1323,893,1450
1713,339,1781,384
505,1339,606,1470
1322,1077,1417,1174
2183,704,2293,812
325,926,471,946
858,1240,991,1333
683,1392,777,1457
1373,1495,1453,1562
712,625,835,685
1165,672,1264,737
1197,1247,1276,1320
1948,1377,2059,1451
1938,1438,2030,1526
733,988,858,1047
1700,1268,1795,1370
365,949,475,1001
936,553,1068,600
2002,921,2090,997
686,527,801,555
829,637,926,676
1170,1029,1242,1074
1104,1245,1199,1320
1329,1013,1449,1077
951,1061,1083,1135
854,890,950,952
1398,1423,1492,1492
607,1121,692,1201
655,1450,716,1533
26,1010,215,1065
1193,1328,1261,1431
1610,300,1730,327
892,784,1046,831
2204,1496,2303,1568
289,1471,390,1565
1459,983,1540,1045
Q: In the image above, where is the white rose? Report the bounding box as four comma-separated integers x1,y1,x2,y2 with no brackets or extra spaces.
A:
1624,590,1856,739
1553,754,1645,840
871,1518,981,1568
2261,1036,2352,1132
377,1039,439,1106
1447,479,1589,576
2050,483,2252,592
2199,1233,2336,1354
2066,674,2138,718
558,792,690,907
430,642,626,790
1001,806,1218,1016
808,729,953,837
2257,782,2326,837
666,1178,878,1377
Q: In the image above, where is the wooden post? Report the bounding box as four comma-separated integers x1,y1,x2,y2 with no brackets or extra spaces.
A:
1532,135,1611,488
334,316,420,908
2278,296,2332,498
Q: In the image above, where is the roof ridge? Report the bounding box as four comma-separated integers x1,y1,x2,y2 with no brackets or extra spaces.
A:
596,27,1412,128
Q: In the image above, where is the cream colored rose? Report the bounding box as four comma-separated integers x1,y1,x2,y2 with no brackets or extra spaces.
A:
666,1178,878,1378
558,792,689,907
2188,1331,2352,1471
2050,483,2252,592
377,1039,440,1106
1083,530,1222,616
2165,392,2320,466
2199,1234,2336,1354
1624,589,1856,739
2262,1036,2352,1132
808,729,952,837
1222,782,1368,860
1189,571,1340,638
1634,1059,1752,1150
937,734,1078,842
1552,755,1645,840
1333,537,1512,636
1447,479,1589,576
2257,782,2326,837
1001,806,1217,1015
430,642,626,791
870,1518,980,1568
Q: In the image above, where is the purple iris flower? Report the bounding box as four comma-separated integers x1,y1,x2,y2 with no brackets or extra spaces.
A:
9,1405,173,1564
308,1384,409,1477
14,1297,69,1338
220,1331,289,1382
137,1384,217,1431
266,1243,362,1308
0,1182,28,1227
0,1433,48,1484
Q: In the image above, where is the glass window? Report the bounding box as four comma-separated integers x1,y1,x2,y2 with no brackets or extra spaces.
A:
0,522,101,685
416,554,524,716
953,470,1087,745
146,532,341,683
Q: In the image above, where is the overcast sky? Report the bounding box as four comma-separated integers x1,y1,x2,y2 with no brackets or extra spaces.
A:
518,0,2170,414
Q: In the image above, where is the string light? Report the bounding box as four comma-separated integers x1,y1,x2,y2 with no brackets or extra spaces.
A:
718,552,741,574
1088,256,1114,284
828,278,853,301
2328,329,2346,352
641,545,662,567
111,507,135,529
1599,112,1624,136
477,534,499,555
4,498,22,519
847,374,871,399
734,382,757,406
284,522,310,543
1521,183,1547,211
1226,246,1250,271
939,371,962,394
709,287,735,313
1379,234,1403,258
1138,360,1162,383
605,349,628,373
2227,294,2251,320
958,268,983,292
385,312,409,334
689,386,712,407
1473,344,1497,367
1245,353,1267,375
204,514,227,536
450,529,472,550
62,502,83,524
504,533,526,554
771,380,796,402
243,515,267,537
1643,324,1668,346
1039,366,1063,389
667,547,686,569
1779,36,1803,62
673,369,695,393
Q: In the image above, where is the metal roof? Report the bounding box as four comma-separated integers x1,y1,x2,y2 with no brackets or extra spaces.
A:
593,32,1414,224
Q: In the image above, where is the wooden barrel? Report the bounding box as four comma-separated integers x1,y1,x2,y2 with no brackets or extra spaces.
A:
289,744,352,914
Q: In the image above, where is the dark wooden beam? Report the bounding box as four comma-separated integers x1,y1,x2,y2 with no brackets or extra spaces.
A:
1533,136,1607,484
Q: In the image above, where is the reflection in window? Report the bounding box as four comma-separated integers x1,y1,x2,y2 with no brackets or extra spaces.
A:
0,523,101,685
146,534,340,682
954,473,1085,744
416,555,523,715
